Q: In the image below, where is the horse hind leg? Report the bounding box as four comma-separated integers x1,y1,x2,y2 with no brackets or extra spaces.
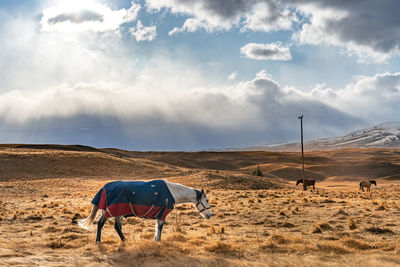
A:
96,212,107,244
114,216,126,241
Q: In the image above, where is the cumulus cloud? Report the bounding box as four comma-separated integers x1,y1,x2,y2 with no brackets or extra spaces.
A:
311,72,400,122
168,18,208,35
129,21,157,41
146,0,400,62
147,0,296,33
241,1,297,32
0,68,364,149
47,10,104,24
291,0,400,63
227,71,238,80
241,42,292,61
41,2,140,33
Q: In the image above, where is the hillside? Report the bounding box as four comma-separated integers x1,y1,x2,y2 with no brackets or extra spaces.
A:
1,144,400,186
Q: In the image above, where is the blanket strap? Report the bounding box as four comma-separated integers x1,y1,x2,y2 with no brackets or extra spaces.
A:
141,204,155,218
106,208,113,217
129,203,137,217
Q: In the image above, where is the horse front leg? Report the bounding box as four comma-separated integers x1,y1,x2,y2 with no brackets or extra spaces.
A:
114,216,126,241
96,211,108,243
154,219,165,241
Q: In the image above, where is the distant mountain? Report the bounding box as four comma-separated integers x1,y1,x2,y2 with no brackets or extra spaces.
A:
247,121,400,151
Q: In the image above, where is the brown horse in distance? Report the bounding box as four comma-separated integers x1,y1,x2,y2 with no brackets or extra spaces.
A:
296,178,315,190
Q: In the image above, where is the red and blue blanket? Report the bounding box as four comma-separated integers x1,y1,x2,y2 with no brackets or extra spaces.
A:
91,180,175,221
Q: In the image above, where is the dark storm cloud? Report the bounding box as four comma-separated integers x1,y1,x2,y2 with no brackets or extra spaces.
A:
290,0,400,53
175,0,253,19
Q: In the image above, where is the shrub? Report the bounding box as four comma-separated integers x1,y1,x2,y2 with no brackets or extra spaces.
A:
252,165,263,177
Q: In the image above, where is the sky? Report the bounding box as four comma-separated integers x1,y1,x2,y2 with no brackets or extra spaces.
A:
0,0,399,150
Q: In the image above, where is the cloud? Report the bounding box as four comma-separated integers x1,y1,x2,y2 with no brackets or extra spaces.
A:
147,0,296,33
241,1,298,32
41,2,140,33
311,72,400,122
0,68,364,149
146,0,400,62
47,9,104,24
291,0,400,63
168,18,208,35
129,21,157,41
241,42,292,61
227,71,238,80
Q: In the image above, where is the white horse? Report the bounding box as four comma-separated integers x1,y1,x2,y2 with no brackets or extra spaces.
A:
78,180,212,243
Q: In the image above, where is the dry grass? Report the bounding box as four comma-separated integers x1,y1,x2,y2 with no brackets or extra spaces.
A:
1,147,400,266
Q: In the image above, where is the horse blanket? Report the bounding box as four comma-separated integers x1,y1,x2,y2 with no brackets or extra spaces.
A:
91,180,175,220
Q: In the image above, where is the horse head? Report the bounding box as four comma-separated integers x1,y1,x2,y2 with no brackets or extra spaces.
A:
195,189,212,219
370,180,377,186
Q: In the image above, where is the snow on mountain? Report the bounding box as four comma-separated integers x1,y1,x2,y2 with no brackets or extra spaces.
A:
244,121,400,151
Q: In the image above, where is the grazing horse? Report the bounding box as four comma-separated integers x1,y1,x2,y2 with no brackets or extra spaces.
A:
359,180,377,192
296,178,315,190
78,180,212,243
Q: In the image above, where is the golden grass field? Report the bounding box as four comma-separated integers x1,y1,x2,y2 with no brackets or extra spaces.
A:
1,145,400,266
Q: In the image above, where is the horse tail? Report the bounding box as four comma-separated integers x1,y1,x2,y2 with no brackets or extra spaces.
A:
78,205,98,230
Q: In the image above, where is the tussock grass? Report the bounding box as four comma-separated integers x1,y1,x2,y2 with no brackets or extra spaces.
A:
315,241,350,254
205,241,242,256
342,238,374,250
348,217,358,230
365,226,394,234
3,175,400,266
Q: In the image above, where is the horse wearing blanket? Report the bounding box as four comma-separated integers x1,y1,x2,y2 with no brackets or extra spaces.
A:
359,180,377,192
79,180,212,243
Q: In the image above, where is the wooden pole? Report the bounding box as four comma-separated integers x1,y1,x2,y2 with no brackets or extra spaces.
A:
298,115,304,181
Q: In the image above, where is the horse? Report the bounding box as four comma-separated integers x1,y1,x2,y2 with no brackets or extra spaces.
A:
78,180,212,243
296,178,315,190
359,180,377,192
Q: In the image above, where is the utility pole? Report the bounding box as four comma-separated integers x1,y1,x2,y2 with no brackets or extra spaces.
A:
298,115,304,180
